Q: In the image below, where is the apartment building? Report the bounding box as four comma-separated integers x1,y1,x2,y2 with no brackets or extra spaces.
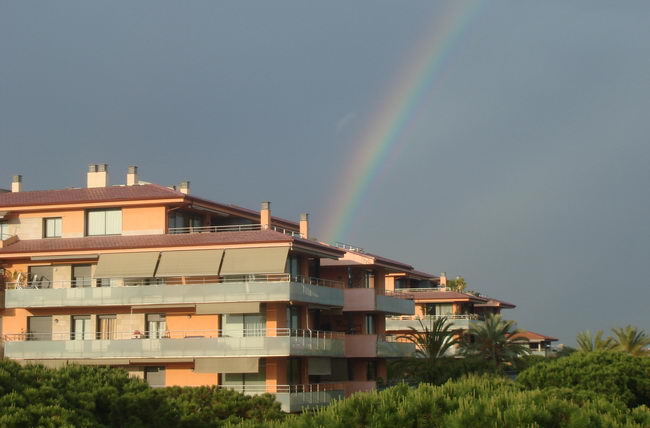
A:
0,166,417,412
384,272,516,340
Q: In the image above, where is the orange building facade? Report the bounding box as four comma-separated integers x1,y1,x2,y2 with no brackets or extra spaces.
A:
0,165,418,412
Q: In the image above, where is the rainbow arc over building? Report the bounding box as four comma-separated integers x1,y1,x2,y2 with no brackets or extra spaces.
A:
322,1,484,242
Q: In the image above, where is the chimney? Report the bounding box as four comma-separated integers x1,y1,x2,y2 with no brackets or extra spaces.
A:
11,175,22,192
439,272,447,288
126,166,138,186
87,164,109,188
179,181,190,195
299,213,309,238
260,201,271,229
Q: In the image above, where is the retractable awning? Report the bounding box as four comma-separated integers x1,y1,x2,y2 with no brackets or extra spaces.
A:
219,247,289,275
0,211,9,220
195,302,260,314
94,252,160,278
155,249,224,277
194,357,259,374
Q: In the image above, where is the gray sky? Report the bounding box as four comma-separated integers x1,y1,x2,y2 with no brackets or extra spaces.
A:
1,1,649,345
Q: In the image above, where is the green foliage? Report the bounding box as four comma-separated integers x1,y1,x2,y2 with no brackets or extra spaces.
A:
612,325,650,356
517,351,650,407
576,330,617,352
460,314,530,366
446,276,467,292
243,375,650,428
157,386,283,427
0,359,283,428
392,317,459,383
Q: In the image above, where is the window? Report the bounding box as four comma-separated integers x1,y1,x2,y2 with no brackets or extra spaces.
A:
97,314,117,340
72,265,92,288
0,221,9,239
71,315,92,340
362,271,374,288
287,306,300,331
367,360,378,381
86,209,122,236
29,266,54,289
43,217,62,238
364,314,376,334
223,313,266,337
286,255,300,277
146,314,167,338
27,316,52,341
144,367,166,387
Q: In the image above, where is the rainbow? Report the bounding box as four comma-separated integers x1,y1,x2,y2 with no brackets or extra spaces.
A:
322,0,485,242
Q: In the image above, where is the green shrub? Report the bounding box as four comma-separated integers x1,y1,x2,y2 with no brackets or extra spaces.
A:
240,375,650,428
517,351,650,407
0,359,283,427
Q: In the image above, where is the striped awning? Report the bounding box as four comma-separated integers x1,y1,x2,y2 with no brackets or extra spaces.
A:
94,252,160,278
194,357,259,374
195,302,260,314
155,249,224,277
219,247,289,275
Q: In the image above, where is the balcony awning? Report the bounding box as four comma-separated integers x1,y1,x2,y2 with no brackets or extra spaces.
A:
155,249,224,277
219,247,289,275
94,252,160,278
194,357,259,374
195,302,260,314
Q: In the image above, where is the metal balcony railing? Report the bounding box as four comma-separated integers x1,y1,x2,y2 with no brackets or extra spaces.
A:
167,224,305,238
387,314,482,321
6,273,344,290
224,383,344,394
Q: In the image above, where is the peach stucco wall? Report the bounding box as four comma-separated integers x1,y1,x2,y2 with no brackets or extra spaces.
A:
344,334,377,358
266,303,287,336
266,357,287,392
165,365,217,387
122,206,167,234
166,314,219,336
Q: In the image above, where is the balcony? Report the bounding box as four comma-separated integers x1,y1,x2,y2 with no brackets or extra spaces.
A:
167,224,304,238
3,329,345,360
385,314,481,332
228,384,344,413
5,275,344,309
343,288,414,315
344,334,415,358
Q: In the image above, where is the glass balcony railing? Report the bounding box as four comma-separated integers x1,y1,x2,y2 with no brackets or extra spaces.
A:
225,383,345,412
3,329,346,360
5,275,344,308
385,314,482,331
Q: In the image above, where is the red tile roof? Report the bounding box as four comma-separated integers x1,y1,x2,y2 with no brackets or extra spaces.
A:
511,330,558,342
475,298,517,309
0,184,301,229
0,230,344,257
400,289,489,303
0,184,184,208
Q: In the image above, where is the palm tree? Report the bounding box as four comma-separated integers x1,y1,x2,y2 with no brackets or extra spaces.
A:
611,325,650,356
460,314,529,366
392,316,459,383
576,330,617,352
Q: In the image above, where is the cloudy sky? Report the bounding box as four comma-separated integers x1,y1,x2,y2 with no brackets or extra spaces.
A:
1,1,649,345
